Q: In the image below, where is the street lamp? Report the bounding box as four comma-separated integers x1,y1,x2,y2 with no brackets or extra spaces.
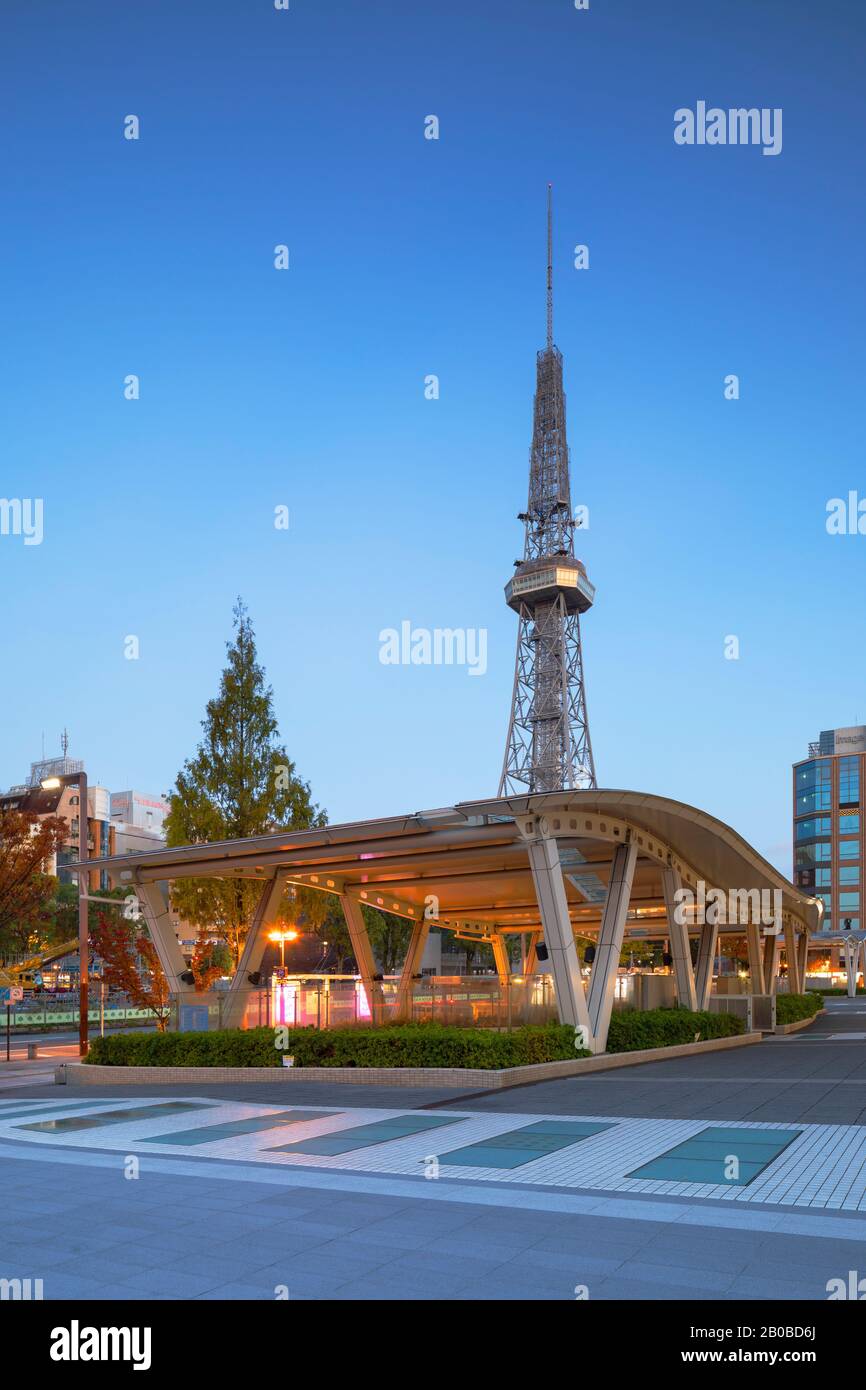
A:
41,771,88,1057
268,927,298,970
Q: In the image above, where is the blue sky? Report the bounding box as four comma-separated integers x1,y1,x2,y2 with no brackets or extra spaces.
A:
1,0,864,875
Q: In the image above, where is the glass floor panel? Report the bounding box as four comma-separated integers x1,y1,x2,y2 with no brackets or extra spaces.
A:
438,1119,615,1170
0,1102,132,1122
15,1102,213,1133
627,1127,802,1186
270,1113,461,1156
142,1110,332,1146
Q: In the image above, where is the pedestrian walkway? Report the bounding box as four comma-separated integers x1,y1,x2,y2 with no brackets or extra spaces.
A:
4,1090,866,1210
4,1006,866,1301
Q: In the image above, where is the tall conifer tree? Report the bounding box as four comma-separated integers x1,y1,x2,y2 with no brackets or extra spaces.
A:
165,600,325,964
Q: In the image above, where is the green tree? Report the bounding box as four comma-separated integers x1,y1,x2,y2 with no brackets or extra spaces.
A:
164,599,326,965
364,906,414,975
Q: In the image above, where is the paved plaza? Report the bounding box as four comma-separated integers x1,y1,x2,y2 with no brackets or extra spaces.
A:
2,1000,866,1301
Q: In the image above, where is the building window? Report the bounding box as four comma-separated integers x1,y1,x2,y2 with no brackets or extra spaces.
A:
796,817,831,841
796,843,831,866
839,865,860,886
839,892,860,910
840,840,860,860
839,813,860,834
839,756,860,807
796,760,833,816
815,868,832,887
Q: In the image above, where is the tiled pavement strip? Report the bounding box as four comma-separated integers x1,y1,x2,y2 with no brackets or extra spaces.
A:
2,1003,866,1300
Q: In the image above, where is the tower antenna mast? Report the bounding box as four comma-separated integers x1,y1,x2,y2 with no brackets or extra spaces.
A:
547,183,554,351
499,187,597,795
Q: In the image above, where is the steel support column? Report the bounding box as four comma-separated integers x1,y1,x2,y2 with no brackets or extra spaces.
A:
527,836,594,1046
221,872,288,1028
135,880,192,997
784,921,803,995
661,864,697,1011
394,919,430,1019
587,840,638,1048
340,894,384,1023
842,936,861,999
491,933,511,979
762,930,781,997
695,919,719,1009
796,931,809,993
523,930,541,975
746,922,765,994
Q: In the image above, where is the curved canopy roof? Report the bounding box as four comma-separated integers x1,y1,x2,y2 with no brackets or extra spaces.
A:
76,788,821,939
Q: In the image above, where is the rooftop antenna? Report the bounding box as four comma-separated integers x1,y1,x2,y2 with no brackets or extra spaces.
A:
61,728,69,757
546,182,554,351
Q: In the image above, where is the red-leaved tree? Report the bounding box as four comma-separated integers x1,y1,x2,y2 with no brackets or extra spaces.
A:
89,913,171,1031
0,810,68,959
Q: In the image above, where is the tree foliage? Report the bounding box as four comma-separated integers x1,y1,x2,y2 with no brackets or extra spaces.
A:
164,600,326,964
89,912,171,1030
0,810,68,959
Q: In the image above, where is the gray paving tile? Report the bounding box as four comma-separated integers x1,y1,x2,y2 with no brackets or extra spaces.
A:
119,1267,229,1297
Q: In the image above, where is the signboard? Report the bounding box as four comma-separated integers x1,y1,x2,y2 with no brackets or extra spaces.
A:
0,987,24,1005
833,726,866,755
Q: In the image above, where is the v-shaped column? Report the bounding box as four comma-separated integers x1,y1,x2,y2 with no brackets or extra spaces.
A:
661,864,697,1011
135,880,192,996
222,871,289,1028
587,840,638,1049
526,834,595,1048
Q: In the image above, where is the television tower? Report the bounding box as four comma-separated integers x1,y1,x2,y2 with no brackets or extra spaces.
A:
499,186,597,795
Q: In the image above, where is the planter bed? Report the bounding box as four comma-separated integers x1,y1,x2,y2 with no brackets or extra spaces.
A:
60,1031,761,1091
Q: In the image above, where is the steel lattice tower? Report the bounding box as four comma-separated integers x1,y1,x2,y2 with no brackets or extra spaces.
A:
499,186,597,796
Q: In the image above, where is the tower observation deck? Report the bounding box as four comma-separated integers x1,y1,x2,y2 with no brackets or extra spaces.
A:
499,186,597,795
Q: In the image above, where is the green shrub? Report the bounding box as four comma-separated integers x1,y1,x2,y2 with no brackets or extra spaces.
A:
775,992,823,1025
85,1022,584,1069
85,1008,748,1068
805,985,864,996
605,1007,744,1053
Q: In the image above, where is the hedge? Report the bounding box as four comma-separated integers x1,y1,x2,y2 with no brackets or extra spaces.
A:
775,992,824,1025
84,1008,748,1068
605,1008,744,1053
85,1022,585,1070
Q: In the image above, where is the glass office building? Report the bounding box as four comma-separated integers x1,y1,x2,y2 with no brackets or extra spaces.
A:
793,727,866,935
